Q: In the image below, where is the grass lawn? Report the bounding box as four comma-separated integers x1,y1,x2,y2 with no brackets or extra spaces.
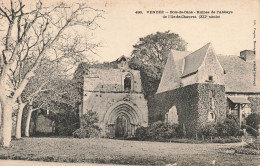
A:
0,137,259,165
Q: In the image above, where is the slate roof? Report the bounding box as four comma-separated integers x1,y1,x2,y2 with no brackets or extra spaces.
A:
217,55,260,93
157,43,260,94
156,51,181,94
181,43,211,77
171,50,190,76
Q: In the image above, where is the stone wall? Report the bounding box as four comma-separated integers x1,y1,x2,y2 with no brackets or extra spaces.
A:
150,83,226,137
84,68,142,93
197,46,225,85
82,67,148,137
181,73,198,87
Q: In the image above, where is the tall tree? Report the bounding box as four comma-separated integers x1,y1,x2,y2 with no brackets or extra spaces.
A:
0,0,103,147
132,31,187,66
129,31,187,98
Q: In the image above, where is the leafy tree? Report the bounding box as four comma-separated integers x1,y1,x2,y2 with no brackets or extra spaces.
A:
0,0,103,147
129,31,187,98
132,31,187,66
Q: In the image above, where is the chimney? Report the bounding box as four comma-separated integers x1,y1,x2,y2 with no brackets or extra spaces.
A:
240,50,255,62
240,50,256,86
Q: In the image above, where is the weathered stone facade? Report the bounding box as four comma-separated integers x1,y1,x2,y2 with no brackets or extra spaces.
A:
81,61,148,138
153,43,260,137
151,83,226,137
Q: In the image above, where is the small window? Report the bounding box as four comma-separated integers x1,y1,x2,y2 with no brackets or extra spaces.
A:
124,74,132,91
209,76,213,81
208,112,215,121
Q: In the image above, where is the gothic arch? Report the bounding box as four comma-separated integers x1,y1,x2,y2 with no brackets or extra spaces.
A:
101,101,144,137
122,71,134,92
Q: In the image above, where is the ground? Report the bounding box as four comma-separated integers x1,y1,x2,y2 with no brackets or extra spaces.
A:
0,137,259,165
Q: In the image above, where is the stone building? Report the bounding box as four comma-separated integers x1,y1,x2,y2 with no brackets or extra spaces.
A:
81,56,148,138
151,43,260,137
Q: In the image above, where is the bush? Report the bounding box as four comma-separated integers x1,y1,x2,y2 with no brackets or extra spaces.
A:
175,123,186,138
200,124,218,138
235,147,260,155
73,128,89,138
212,136,241,143
73,127,101,138
73,110,101,138
245,125,259,137
216,118,240,137
135,121,179,141
246,112,260,130
135,126,150,141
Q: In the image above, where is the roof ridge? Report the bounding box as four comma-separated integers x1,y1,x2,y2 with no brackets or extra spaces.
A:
181,43,212,77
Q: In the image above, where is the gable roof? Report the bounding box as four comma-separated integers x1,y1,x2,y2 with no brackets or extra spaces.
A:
217,55,260,93
156,51,181,94
157,43,260,94
181,43,211,77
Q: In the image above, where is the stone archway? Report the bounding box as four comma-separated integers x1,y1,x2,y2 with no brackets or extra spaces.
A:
102,101,143,138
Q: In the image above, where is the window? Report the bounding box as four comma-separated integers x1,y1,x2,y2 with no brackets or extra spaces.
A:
208,112,215,121
210,97,215,110
124,74,132,91
208,76,213,81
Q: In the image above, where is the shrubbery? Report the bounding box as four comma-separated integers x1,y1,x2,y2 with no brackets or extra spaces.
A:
135,121,179,141
216,118,240,137
200,124,217,138
242,124,259,137
246,112,260,130
200,115,240,138
73,110,101,138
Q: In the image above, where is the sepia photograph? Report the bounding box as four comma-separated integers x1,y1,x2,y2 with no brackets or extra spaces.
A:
0,0,259,165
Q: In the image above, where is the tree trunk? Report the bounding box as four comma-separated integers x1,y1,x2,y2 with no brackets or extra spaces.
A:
25,105,33,137
0,101,13,147
15,102,25,139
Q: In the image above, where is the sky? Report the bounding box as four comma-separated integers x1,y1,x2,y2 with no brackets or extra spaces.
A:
4,0,260,63
92,0,260,62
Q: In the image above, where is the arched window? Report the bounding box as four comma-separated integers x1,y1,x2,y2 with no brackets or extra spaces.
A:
124,74,132,91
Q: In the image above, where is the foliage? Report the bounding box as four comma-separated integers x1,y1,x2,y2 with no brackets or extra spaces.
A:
135,121,179,141
235,146,260,155
242,124,259,137
73,110,101,138
0,0,104,146
129,31,187,98
200,124,218,137
135,126,149,141
246,112,260,130
175,123,186,138
132,31,187,66
216,118,240,137
211,136,241,143
72,128,89,138
55,104,79,136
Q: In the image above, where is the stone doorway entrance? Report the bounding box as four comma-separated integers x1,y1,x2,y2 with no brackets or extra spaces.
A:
115,115,129,137
104,102,145,138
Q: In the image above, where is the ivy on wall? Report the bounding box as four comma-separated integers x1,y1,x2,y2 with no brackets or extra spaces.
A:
150,83,226,137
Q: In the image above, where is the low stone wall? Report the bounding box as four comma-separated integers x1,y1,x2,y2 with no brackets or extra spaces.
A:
150,83,226,137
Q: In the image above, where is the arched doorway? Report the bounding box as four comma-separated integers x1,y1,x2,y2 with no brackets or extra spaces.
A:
115,115,129,137
103,102,144,138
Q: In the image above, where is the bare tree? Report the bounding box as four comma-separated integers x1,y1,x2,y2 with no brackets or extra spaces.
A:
0,0,103,146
